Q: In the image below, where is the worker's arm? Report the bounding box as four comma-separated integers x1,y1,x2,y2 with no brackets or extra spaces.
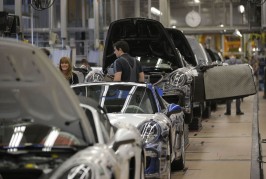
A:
138,72,145,83
113,72,122,81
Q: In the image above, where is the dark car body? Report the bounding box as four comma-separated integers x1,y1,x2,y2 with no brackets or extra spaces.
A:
205,48,224,65
102,18,184,81
166,28,212,129
102,18,197,127
101,18,256,124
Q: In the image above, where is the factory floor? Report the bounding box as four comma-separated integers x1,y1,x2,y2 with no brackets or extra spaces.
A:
172,91,266,179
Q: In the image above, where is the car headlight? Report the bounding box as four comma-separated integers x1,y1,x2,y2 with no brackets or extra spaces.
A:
138,120,161,144
59,164,94,179
169,71,187,87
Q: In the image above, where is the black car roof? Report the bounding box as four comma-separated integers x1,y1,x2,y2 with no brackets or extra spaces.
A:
166,28,197,66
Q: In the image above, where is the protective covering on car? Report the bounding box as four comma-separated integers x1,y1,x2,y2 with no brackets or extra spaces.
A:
204,64,257,100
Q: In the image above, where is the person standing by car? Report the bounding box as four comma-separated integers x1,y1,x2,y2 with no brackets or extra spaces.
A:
59,56,79,85
224,55,244,115
78,58,93,77
249,55,259,82
113,40,145,82
80,58,92,72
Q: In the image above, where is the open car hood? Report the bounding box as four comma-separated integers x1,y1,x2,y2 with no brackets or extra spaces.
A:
102,18,184,72
166,28,197,66
0,38,93,141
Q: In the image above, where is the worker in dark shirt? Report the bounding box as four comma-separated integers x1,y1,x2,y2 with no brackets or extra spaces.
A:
113,40,144,82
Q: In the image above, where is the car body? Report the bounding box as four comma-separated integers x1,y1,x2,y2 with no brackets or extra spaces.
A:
205,48,224,65
0,38,144,179
166,29,213,129
90,17,256,127
76,97,145,179
100,18,197,128
185,35,212,66
72,82,186,179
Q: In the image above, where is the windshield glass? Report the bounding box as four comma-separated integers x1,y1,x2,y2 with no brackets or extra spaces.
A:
186,36,210,65
74,85,158,114
0,119,86,150
138,56,173,70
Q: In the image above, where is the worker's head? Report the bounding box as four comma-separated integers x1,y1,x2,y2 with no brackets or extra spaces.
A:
59,56,72,72
113,40,129,57
81,58,88,65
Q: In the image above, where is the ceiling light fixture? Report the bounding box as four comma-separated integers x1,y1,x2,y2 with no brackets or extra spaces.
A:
151,7,163,16
233,29,242,37
238,5,245,13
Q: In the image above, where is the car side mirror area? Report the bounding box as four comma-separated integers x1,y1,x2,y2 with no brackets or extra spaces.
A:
112,128,136,151
166,103,182,117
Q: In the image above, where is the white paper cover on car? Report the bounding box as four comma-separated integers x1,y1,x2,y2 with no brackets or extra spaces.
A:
204,64,257,100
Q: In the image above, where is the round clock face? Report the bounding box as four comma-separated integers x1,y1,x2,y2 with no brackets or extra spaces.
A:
185,10,201,27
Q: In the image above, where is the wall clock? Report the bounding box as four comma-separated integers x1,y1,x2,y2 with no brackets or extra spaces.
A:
185,10,201,27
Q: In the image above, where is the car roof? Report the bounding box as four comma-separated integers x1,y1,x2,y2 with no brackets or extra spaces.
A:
0,38,95,142
185,35,211,65
165,28,197,66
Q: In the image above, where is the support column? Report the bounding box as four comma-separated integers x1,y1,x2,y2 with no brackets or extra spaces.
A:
159,0,169,27
167,0,170,26
110,0,114,22
110,0,118,21
15,0,22,32
148,0,151,19
49,1,55,31
229,1,233,27
263,66,266,99
135,0,140,17
60,0,67,47
115,0,118,20
93,0,99,48
262,0,266,28
82,0,86,28
30,4,34,44
0,0,3,11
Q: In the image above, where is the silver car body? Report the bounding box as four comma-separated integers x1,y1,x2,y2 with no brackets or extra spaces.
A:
0,38,143,179
72,82,186,178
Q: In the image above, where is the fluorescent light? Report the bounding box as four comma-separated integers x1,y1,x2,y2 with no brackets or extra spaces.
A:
233,29,242,37
151,7,162,16
238,5,245,14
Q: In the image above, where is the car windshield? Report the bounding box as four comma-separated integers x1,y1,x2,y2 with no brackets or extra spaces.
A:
0,119,87,150
74,85,158,114
186,37,210,65
138,56,173,71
